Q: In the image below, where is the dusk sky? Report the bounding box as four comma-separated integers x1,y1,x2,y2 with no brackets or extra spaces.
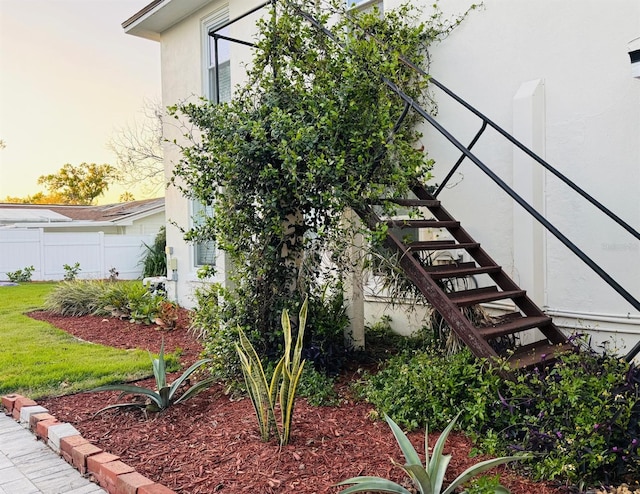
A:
0,0,161,203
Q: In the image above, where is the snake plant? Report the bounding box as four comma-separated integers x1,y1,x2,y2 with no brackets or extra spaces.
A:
337,413,526,494
92,339,214,413
237,297,307,446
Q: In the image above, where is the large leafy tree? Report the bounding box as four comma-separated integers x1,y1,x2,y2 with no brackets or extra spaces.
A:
37,163,120,205
171,0,467,351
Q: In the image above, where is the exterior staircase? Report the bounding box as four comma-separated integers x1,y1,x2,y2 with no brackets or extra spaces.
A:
356,182,575,370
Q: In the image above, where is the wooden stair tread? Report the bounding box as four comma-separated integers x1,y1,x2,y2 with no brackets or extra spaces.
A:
447,286,526,306
358,182,570,368
407,240,480,251
381,198,441,207
506,341,575,369
387,219,460,229
479,315,552,339
426,263,501,279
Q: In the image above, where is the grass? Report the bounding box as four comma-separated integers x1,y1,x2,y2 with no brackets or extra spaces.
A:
0,282,155,399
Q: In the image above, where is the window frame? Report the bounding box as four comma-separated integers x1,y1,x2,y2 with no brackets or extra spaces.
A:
202,7,231,103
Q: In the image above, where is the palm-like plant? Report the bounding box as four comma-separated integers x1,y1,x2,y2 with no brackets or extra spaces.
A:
92,339,214,413
337,413,526,494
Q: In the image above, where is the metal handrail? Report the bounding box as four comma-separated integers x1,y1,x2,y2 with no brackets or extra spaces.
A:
207,0,640,359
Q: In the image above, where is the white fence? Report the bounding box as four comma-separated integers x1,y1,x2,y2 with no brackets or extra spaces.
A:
0,229,156,281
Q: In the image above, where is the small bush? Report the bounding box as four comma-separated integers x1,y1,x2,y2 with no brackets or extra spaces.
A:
489,351,640,485
6,265,35,282
298,365,339,406
360,347,501,431
63,262,81,281
193,283,243,388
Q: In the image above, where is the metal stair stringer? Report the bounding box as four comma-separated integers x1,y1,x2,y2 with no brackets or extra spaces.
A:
356,184,574,370
355,205,500,362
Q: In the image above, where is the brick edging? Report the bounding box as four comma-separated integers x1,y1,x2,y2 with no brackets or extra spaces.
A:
2,393,176,494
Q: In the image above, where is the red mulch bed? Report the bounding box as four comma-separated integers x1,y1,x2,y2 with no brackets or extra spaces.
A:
30,310,565,494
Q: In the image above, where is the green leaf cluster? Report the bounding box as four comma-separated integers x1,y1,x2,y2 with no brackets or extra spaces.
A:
169,0,464,354
6,265,35,282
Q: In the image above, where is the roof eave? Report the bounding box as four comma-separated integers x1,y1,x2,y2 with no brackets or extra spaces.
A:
123,0,214,41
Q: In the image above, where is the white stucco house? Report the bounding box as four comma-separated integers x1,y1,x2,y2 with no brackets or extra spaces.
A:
123,0,640,357
0,198,165,280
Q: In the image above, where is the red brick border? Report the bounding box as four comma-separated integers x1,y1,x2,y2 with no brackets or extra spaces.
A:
2,394,177,494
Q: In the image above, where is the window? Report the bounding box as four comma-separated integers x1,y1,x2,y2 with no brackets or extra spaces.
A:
192,201,215,266
191,8,230,268
203,9,231,103
347,0,383,13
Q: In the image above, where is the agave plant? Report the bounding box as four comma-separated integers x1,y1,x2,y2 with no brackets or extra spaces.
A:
336,413,526,494
92,339,214,413
236,296,307,446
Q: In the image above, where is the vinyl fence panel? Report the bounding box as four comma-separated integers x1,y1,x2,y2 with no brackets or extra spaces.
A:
0,228,155,281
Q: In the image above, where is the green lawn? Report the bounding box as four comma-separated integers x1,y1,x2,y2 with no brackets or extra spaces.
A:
0,282,153,398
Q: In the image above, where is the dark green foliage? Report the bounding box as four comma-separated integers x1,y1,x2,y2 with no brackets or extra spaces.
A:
490,351,640,484
297,365,339,406
169,0,459,358
361,348,501,432
359,347,640,486
140,226,167,278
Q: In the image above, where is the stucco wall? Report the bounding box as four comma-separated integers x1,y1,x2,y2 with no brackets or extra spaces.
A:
155,0,640,354
159,0,264,308
413,0,640,353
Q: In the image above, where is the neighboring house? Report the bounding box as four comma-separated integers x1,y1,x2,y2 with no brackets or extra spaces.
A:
0,198,165,280
123,0,640,356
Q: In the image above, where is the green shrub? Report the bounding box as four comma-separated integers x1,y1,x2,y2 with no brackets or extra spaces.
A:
298,365,339,406
99,281,146,319
44,280,109,316
488,351,640,485
303,285,350,375
192,283,243,388
140,227,166,278
360,347,501,431
358,346,640,486
127,291,164,325
6,265,35,282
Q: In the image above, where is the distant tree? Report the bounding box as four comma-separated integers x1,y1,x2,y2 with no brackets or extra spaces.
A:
37,163,120,205
108,99,164,195
119,192,136,202
4,191,66,204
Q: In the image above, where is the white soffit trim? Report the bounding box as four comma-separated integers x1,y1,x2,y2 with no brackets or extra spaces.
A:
123,0,214,41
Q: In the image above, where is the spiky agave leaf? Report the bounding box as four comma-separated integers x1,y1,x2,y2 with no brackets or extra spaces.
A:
427,412,460,493
335,476,413,494
168,357,213,400
91,383,163,409
152,339,167,390
442,456,526,494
